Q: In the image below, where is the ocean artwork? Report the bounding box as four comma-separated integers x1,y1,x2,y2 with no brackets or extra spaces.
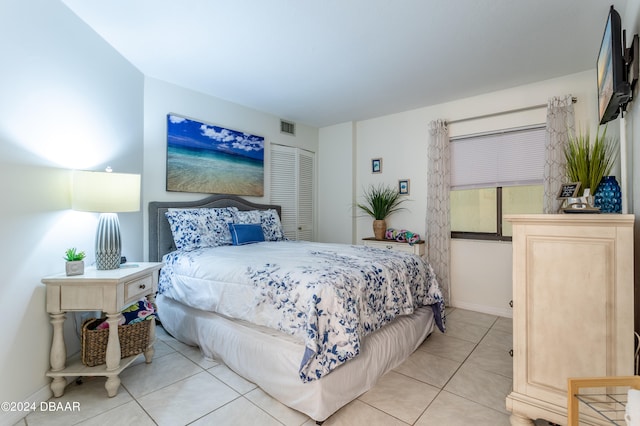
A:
166,114,264,196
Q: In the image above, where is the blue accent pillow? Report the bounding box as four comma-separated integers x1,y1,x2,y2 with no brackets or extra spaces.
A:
228,223,265,245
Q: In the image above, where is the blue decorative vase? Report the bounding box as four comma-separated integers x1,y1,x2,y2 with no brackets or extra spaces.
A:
594,176,622,213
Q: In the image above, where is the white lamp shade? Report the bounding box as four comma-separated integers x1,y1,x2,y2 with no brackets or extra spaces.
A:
72,170,141,213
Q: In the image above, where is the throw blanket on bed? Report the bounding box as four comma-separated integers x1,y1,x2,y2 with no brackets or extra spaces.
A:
159,241,445,382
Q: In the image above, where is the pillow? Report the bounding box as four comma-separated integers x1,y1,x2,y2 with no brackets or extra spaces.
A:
235,209,286,241
260,209,286,241
228,223,265,245
165,207,237,251
234,209,261,224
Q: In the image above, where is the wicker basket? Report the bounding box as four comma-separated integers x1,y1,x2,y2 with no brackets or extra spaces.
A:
81,318,151,367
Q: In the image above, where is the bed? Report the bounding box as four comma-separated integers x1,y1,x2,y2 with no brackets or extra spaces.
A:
148,194,445,422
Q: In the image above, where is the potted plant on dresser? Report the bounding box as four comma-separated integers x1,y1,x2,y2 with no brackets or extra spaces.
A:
357,184,408,240
64,248,86,276
564,126,619,211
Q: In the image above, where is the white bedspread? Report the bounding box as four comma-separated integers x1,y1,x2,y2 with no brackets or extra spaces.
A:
159,240,445,381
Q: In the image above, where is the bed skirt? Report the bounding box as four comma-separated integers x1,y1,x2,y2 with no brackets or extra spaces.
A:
156,294,435,422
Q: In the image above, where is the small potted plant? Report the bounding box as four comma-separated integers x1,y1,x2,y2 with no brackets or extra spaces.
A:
64,248,86,276
357,184,408,240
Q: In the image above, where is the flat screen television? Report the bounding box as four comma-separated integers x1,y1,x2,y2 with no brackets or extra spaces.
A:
597,5,631,124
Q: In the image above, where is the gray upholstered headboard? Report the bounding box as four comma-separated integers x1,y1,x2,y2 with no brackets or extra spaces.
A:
148,194,282,262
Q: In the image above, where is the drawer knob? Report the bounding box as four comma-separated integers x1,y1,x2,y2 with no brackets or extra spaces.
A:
139,284,146,289
386,245,393,249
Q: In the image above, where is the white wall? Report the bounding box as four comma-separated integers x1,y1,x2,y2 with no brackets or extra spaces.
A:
319,70,599,317
0,1,143,422
142,78,319,258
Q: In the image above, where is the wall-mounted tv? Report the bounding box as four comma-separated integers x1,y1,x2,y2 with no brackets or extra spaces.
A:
597,5,631,125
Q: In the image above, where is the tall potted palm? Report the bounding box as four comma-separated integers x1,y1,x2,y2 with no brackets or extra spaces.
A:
357,184,408,239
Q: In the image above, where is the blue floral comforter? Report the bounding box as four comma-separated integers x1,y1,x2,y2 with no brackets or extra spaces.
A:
159,240,445,382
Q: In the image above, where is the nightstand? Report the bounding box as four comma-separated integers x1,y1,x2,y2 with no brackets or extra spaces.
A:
362,237,426,256
41,262,163,398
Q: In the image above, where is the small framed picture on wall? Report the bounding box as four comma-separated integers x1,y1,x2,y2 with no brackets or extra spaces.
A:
371,158,382,174
399,179,410,195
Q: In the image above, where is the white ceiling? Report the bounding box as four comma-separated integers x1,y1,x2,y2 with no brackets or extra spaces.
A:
62,0,628,128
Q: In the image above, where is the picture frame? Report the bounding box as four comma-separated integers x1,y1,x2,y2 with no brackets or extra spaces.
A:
557,182,581,200
371,158,382,174
166,114,264,196
398,179,410,195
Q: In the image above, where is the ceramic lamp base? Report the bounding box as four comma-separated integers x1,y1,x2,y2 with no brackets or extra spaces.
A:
95,213,121,270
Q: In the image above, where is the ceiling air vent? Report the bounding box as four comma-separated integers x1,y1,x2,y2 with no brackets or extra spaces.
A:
280,119,295,136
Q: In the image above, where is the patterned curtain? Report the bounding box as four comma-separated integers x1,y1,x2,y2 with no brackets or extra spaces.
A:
544,95,575,213
427,119,451,304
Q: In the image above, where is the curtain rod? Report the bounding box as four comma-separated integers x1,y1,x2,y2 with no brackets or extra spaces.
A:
447,96,577,125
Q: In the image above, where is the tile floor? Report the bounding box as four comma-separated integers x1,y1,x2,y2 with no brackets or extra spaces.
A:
17,308,553,426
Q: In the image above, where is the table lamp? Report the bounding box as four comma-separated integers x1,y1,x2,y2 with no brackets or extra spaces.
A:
72,168,141,270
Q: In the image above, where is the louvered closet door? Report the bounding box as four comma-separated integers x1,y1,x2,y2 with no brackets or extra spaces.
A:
270,144,315,241
296,149,314,240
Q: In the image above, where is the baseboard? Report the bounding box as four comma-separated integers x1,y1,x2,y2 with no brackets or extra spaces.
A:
1,383,52,426
450,301,512,319
0,376,80,426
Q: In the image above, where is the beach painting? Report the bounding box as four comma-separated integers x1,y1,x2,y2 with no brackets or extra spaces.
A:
166,114,264,196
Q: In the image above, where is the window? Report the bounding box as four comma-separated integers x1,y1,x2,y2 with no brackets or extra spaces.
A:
450,126,545,240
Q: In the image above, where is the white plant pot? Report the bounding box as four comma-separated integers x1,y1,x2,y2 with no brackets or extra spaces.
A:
65,260,85,276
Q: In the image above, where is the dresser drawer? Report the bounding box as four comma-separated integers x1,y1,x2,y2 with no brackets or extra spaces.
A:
125,275,153,301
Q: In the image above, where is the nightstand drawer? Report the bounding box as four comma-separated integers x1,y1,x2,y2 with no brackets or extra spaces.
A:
125,275,153,301
378,242,414,253
362,238,425,256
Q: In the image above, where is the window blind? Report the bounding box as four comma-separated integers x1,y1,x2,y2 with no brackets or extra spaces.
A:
450,126,546,190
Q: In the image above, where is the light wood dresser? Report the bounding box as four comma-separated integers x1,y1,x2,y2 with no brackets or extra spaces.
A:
505,214,634,425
